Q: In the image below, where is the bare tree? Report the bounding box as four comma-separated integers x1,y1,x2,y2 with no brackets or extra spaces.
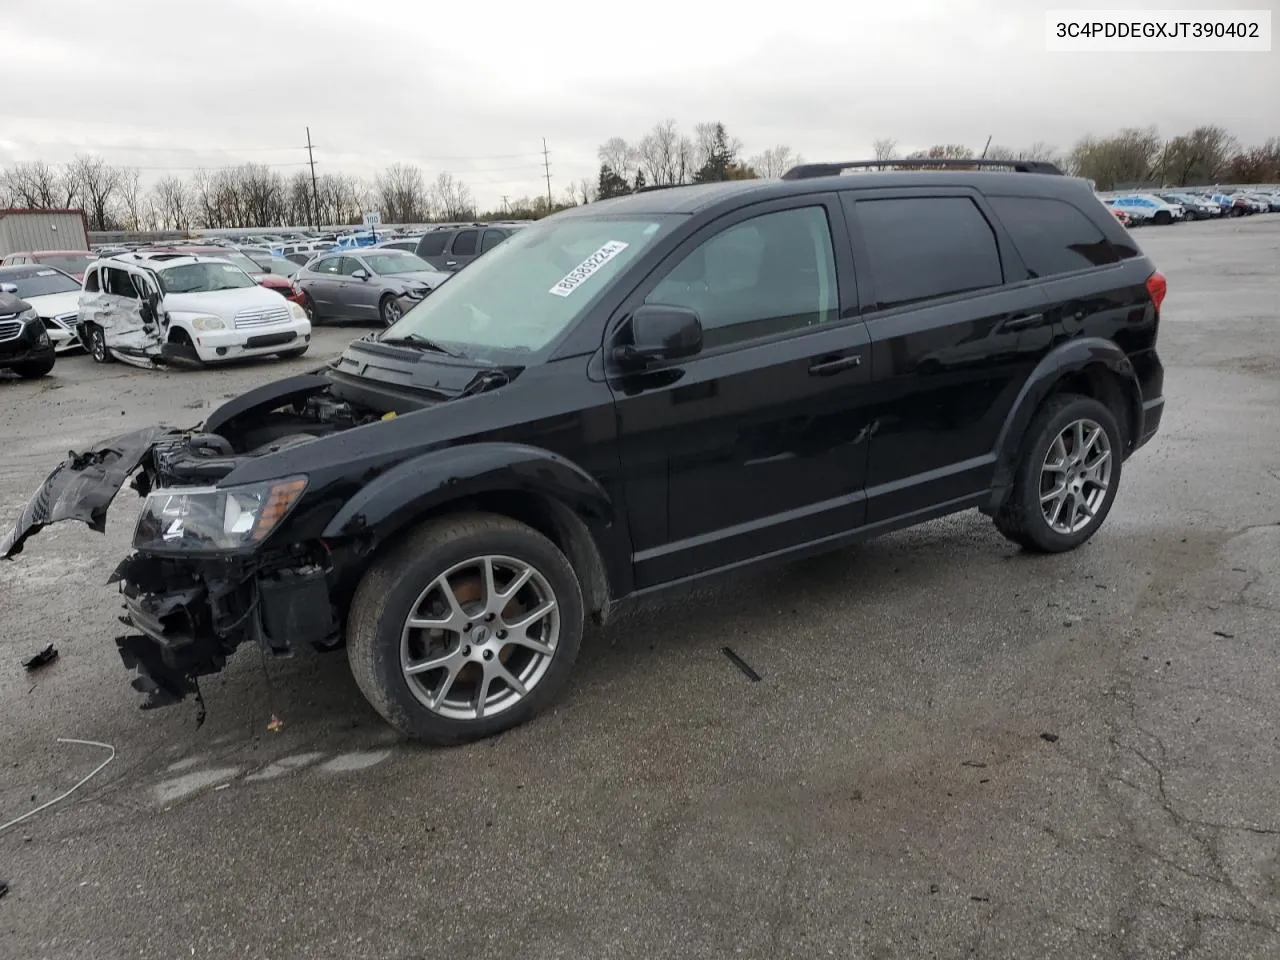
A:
68,154,122,230
748,145,803,179
597,137,637,183
375,163,428,223
152,176,192,231
872,138,898,168
575,177,596,205
1,161,62,207
430,172,475,220
117,167,143,231
1070,127,1162,189
637,119,682,186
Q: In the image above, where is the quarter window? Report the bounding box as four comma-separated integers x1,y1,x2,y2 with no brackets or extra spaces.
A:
988,195,1120,277
855,197,1003,309
646,205,839,349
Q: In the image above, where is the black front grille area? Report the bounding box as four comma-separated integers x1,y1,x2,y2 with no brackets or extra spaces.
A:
245,332,298,349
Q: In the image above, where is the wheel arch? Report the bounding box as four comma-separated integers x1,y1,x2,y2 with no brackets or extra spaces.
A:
984,337,1141,515
322,443,620,623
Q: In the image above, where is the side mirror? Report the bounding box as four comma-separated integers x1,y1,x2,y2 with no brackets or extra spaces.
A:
351,269,369,281
0,282,17,294
613,304,702,368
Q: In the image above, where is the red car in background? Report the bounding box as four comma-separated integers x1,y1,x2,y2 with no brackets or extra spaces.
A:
0,250,98,281
133,246,309,313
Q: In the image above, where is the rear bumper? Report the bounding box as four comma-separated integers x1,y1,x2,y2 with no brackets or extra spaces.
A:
1135,396,1164,451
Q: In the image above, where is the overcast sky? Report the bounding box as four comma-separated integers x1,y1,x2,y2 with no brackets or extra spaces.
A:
1,0,1275,210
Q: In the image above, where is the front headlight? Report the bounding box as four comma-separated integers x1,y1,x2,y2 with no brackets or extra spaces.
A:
190,316,226,331
134,476,308,552
287,301,307,321
19,308,38,323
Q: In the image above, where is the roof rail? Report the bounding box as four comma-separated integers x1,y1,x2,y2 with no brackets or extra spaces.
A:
633,183,681,194
781,159,1065,180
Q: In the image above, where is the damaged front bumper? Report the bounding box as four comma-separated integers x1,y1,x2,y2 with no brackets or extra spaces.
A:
112,552,339,708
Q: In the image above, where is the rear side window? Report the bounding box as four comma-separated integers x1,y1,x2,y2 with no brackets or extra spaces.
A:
417,233,448,257
480,229,508,253
855,197,1003,309
988,196,1119,278
451,230,478,256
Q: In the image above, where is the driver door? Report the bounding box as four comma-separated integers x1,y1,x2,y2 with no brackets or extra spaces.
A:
335,256,377,320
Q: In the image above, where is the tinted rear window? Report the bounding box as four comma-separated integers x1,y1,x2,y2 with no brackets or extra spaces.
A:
417,233,448,257
855,197,1003,309
988,196,1120,278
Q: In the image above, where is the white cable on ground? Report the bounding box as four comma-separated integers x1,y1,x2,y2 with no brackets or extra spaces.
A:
0,738,117,835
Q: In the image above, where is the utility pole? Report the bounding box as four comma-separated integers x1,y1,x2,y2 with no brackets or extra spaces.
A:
501,195,510,214
306,126,321,230
542,138,553,210
980,135,992,160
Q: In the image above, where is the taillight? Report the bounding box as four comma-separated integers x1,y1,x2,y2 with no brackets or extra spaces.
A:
1145,271,1167,311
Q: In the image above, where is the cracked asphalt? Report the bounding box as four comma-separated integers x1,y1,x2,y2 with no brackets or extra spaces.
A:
2,218,1279,959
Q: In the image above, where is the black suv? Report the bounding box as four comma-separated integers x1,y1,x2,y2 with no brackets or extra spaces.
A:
0,291,56,379
3,159,1166,745
414,222,524,272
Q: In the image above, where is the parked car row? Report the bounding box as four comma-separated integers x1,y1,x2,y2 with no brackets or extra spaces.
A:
1099,187,1280,225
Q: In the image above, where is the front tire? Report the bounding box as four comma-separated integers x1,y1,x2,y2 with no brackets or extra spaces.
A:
379,294,402,327
85,324,112,364
1153,210,1172,225
994,394,1123,554
346,512,585,745
13,357,54,379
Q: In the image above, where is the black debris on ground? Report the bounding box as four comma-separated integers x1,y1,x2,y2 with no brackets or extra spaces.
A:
1040,733,1060,743
721,646,762,682
21,645,58,671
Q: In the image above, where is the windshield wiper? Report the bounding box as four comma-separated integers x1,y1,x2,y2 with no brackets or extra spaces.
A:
455,368,513,399
378,333,461,357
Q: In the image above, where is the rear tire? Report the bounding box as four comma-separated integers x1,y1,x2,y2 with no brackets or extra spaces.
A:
994,394,1123,554
12,357,54,379
346,512,585,745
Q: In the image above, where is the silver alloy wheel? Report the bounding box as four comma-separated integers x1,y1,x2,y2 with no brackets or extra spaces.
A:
400,555,560,721
382,297,402,325
89,326,106,363
1040,418,1112,535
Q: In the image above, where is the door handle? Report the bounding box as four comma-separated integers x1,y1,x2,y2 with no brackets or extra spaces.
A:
808,354,862,376
445,261,457,267
1002,312,1046,331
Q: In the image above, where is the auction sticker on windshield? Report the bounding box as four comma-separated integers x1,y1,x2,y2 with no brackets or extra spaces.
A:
549,241,629,297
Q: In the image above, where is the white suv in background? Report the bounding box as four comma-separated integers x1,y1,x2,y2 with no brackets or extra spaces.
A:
77,255,312,368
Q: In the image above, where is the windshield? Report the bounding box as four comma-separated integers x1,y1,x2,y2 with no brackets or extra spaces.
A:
158,262,258,294
0,267,80,298
384,215,677,359
214,252,264,275
35,254,95,274
251,255,300,277
363,252,435,275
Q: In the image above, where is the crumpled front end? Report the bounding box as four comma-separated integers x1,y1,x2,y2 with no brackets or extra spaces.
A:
111,550,339,708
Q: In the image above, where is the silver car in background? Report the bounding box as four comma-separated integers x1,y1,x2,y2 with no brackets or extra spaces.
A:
294,249,452,325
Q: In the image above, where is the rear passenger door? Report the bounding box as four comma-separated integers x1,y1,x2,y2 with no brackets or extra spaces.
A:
444,229,479,271
841,189,1052,524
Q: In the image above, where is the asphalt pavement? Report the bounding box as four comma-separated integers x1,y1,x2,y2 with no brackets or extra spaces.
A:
1,218,1279,960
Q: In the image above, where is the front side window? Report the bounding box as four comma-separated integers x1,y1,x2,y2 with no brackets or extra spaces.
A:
646,206,838,349
855,197,1003,309
313,257,342,275
105,267,138,299
388,215,676,360
339,257,363,276
451,230,478,256
363,252,434,275
418,233,448,257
